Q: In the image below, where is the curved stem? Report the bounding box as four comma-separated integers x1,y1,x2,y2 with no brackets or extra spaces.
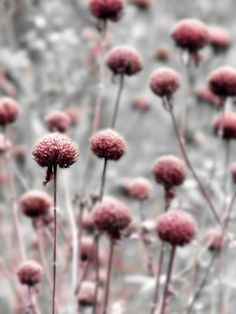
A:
159,245,176,314
99,158,108,200
52,165,57,314
165,97,224,232
185,252,217,314
102,240,114,314
111,74,124,128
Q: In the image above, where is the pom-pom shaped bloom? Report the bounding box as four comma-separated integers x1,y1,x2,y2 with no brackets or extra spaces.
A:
78,281,102,306
80,236,95,261
156,210,196,246
231,162,236,183
124,177,152,200
208,66,236,97
32,133,78,168
20,190,52,218
170,19,209,52
0,97,19,126
17,260,43,286
152,155,186,189
130,0,152,10
204,229,223,251
212,112,236,140
89,129,126,160
92,197,131,238
149,68,180,97
88,0,124,22
208,27,230,53
106,46,143,76
194,87,222,109
45,111,71,133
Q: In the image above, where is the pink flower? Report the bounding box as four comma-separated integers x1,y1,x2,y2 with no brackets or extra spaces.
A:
208,66,236,97
149,68,180,97
204,229,223,252
106,46,143,76
45,111,71,133
156,210,196,246
20,190,52,218
124,177,152,200
212,112,236,140
17,260,43,286
171,19,209,52
88,0,124,22
208,26,230,53
0,97,19,126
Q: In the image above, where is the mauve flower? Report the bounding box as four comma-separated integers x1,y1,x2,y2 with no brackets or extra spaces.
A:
204,229,223,252
88,0,124,22
106,46,143,76
208,66,236,97
20,190,52,218
170,19,209,52
156,210,196,246
208,26,230,53
149,68,180,97
0,97,19,126
124,177,152,200
212,112,236,140
45,110,71,133
17,260,43,286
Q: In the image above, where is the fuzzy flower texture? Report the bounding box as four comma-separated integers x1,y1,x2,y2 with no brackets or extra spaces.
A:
88,0,124,22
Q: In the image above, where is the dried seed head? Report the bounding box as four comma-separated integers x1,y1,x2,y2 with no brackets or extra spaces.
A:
149,68,180,97
106,46,143,76
156,210,196,246
208,26,230,53
17,260,43,286
45,111,71,133
152,155,186,189
170,19,209,52
89,129,126,160
88,0,124,22
32,133,78,168
208,66,236,97
204,229,224,251
92,197,131,238
212,112,236,140
20,190,52,218
124,177,152,200
0,97,19,126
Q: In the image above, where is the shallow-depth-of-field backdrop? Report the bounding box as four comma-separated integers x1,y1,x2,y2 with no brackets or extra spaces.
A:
1,0,236,313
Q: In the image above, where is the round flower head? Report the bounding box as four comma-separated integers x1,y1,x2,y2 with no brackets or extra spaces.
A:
106,46,143,76
212,112,236,140
152,155,186,189
89,129,126,160
88,0,124,22
45,110,71,133
208,26,230,53
78,281,102,307
65,106,80,125
80,236,96,262
149,68,181,97
208,66,236,97
194,87,222,109
130,0,153,10
92,197,131,238
32,133,78,168
124,177,152,200
77,209,95,232
170,19,209,52
17,260,43,286
204,229,224,252
20,190,52,218
231,162,236,183
0,97,19,126
156,210,196,246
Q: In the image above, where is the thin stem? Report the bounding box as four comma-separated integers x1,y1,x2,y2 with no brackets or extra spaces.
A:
165,97,224,232
222,141,230,210
52,164,57,314
222,190,236,228
28,287,37,314
111,74,124,128
159,245,176,314
92,233,100,314
102,240,115,314
150,242,165,314
99,158,108,200
64,171,78,296
185,252,217,314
